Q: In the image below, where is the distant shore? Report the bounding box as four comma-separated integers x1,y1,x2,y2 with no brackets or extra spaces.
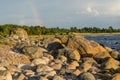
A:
75,33,120,36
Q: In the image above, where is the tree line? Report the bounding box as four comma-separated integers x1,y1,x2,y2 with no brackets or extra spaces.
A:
0,24,120,36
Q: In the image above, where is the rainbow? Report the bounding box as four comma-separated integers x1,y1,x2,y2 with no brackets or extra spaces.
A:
30,0,42,26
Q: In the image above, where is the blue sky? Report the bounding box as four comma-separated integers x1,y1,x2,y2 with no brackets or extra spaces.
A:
0,0,120,28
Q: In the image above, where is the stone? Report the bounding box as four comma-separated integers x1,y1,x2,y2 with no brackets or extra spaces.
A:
32,57,50,66
51,63,62,70
0,70,12,80
43,37,61,48
17,73,26,80
93,51,111,63
43,53,54,61
53,75,65,80
55,35,69,44
102,58,120,70
18,64,35,70
112,73,120,80
67,61,79,70
47,42,64,57
79,72,96,80
40,77,48,80
10,28,28,40
67,34,107,56
110,50,120,60
104,46,113,52
67,49,81,61
24,70,35,76
80,58,99,73
0,67,6,71
0,50,30,65
37,64,56,77
22,46,44,59
58,55,67,63
73,69,81,76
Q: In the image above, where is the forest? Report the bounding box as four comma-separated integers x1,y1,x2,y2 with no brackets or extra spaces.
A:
0,24,120,36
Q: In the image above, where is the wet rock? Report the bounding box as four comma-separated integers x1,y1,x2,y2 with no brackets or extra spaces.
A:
79,72,96,80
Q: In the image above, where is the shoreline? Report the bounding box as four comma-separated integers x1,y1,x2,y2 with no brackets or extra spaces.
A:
75,33,120,36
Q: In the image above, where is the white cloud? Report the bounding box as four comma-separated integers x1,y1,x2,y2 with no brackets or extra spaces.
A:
81,6,99,16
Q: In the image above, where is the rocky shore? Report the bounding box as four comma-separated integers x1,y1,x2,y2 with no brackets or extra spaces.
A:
0,28,120,80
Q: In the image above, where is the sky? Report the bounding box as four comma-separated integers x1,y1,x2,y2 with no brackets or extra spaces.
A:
0,0,120,28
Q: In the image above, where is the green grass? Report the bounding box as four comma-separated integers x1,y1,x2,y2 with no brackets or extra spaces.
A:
0,41,12,46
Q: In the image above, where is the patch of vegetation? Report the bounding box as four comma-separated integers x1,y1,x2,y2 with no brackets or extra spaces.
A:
0,24,120,36
0,41,12,46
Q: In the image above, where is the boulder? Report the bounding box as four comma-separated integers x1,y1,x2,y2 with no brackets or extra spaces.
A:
50,63,62,70
58,48,81,61
58,55,67,63
102,58,120,70
40,77,48,80
32,57,50,66
104,46,113,52
36,64,56,77
67,61,79,70
73,69,81,76
80,58,99,73
53,75,65,80
79,72,96,80
0,70,12,80
67,34,107,56
10,28,28,40
110,50,120,60
55,35,69,44
17,73,26,80
93,51,111,63
22,46,45,59
66,49,81,61
0,50,30,65
112,73,120,80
